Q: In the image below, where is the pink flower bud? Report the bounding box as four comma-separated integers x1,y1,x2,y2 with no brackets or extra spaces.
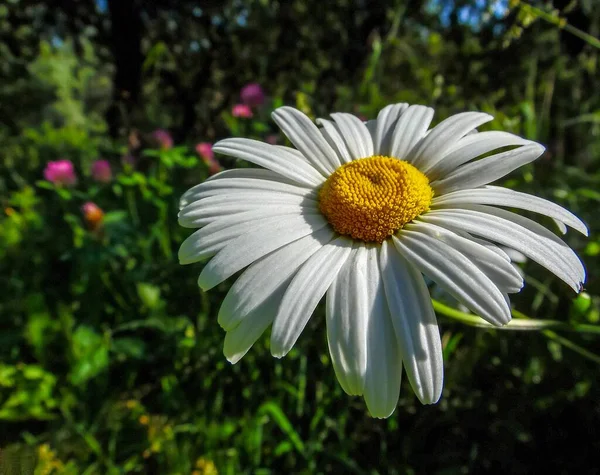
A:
81,202,104,230
232,104,253,118
151,129,173,150
195,142,214,160
240,83,265,108
91,160,112,183
43,160,77,186
195,142,222,175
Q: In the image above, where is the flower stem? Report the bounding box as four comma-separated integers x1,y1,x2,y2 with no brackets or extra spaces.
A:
540,329,600,365
432,299,600,334
433,299,600,364
519,2,600,50
126,188,140,226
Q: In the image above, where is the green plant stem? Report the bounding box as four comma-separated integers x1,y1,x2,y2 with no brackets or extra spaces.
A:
512,308,600,364
433,299,600,334
433,299,600,364
125,188,140,226
520,3,600,50
541,329,600,364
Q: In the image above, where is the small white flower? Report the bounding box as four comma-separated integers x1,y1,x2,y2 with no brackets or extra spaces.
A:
178,104,587,418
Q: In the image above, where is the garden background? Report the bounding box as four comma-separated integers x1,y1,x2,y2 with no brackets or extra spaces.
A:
1,0,599,473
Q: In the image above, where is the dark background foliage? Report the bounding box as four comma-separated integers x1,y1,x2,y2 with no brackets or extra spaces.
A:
0,0,599,473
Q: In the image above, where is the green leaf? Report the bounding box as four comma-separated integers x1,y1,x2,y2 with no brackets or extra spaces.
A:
103,210,128,224
0,364,58,420
442,332,464,360
585,241,600,257
257,402,306,457
577,188,600,201
55,187,73,200
70,326,110,386
112,337,146,360
35,180,55,190
251,122,270,133
22,366,47,380
570,292,592,319
137,282,162,310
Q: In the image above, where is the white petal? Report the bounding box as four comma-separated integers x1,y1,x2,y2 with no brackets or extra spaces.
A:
426,131,530,180
182,177,317,205
502,247,528,263
180,169,305,208
373,103,409,156
456,232,511,261
431,143,545,194
392,230,511,326
183,190,316,206
179,202,310,228
272,107,340,174
473,206,585,284
270,237,354,357
380,240,443,405
223,291,281,364
198,213,330,290
421,206,585,292
410,112,493,171
178,211,318,264
180,189,316,210
330,113,374,159
179,191,317,227
326,246,369,396
213,138,325,187
406,221,523,293
363,246,402,418
316,118,352,163
218,227,334,331
389,105,434,160
204,167,293,183
432,185,588,236
274,145,310,163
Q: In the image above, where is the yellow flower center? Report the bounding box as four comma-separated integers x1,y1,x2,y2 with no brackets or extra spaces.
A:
318,156,433,243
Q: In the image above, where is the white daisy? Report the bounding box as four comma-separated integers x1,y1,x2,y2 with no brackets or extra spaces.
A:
178,104,588,418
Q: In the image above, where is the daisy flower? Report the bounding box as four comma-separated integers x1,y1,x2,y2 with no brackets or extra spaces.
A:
178,104,587,418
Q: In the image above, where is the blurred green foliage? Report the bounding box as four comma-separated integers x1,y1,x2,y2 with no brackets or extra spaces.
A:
0,0,599,474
